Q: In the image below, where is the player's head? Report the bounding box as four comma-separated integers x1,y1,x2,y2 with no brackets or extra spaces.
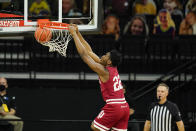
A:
100,49,121,67
157,83,169,101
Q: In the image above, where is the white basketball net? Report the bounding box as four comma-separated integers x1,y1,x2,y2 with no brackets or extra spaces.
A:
41,28,72,57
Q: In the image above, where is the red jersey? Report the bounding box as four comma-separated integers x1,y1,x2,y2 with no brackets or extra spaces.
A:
99,66,125,104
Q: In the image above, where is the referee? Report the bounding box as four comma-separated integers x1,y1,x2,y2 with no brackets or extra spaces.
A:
144,83,185,131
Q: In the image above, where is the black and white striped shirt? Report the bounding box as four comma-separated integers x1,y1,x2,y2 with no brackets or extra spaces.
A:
146,101,182,131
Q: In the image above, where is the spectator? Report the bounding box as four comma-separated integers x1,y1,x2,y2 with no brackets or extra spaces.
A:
62,0,82,17
122,83,140,131
0,77,23,131
132,0,157,15
185,0,196,15
153,9,176,36
162,0,183,17
179,11,196,35
102,14,120,41
143,83,185,131
29,0,51,16
123,15,149,36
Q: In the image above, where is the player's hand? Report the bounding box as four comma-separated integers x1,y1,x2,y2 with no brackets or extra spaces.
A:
72,24,79,33
69,25,76,36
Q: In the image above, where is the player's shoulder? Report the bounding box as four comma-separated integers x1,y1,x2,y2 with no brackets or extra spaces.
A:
106,66,118,74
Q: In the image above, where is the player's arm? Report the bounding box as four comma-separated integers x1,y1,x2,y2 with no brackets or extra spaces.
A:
143,120,151,131
73,24,101,63
69,26,107,76
176,121,185,131
78,31,101,63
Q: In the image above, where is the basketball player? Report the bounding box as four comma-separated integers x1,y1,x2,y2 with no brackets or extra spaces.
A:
69,25,130,131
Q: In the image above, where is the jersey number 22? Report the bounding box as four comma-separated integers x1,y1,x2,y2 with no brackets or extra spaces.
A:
113,75,123,91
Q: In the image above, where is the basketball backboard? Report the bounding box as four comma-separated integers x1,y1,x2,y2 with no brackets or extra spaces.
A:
0,0,102,35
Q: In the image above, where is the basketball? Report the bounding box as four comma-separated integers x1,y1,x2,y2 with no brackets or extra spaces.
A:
34,27,52,43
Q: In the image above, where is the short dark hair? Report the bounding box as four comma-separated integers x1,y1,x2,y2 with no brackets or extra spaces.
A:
110,49,122,67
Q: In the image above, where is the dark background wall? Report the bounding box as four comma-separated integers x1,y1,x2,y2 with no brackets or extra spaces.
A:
8,80,103,131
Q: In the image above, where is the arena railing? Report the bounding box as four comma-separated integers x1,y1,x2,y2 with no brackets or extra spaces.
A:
0,35,196,74
131,58,196,101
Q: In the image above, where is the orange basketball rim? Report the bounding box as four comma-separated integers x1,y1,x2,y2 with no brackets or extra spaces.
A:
35,19,72,57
